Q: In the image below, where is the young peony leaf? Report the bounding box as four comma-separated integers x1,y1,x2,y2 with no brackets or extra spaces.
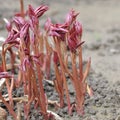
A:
65,9,79,25
0,72,12,79
13,16,25,30
20,22,29,39
34,5,49,18
5,30,20,45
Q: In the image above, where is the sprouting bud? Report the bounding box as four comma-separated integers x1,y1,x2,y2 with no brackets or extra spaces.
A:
65,9,79,25
34,5,49,18
3,18,12,31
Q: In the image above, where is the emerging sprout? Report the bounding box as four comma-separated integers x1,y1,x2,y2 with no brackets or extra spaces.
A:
0,1,92,119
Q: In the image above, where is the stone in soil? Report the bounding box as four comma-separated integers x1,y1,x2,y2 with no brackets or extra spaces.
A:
0,107,7,120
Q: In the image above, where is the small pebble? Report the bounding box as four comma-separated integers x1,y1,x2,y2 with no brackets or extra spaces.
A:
103,102,109,108
88,109,96,115
116,115,120,120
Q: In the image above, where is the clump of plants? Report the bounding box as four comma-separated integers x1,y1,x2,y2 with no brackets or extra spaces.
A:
0,0,93,120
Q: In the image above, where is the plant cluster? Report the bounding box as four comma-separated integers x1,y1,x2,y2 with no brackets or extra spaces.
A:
0,1,93,120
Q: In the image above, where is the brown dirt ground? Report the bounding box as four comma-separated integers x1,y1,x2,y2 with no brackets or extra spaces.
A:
0,0,120,120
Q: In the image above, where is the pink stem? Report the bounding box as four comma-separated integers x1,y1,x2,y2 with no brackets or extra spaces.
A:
20,0,24,18
54,38,71,113
0,92,17,119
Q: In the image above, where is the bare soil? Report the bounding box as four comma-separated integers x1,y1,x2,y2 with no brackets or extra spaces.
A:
0,0,120,120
